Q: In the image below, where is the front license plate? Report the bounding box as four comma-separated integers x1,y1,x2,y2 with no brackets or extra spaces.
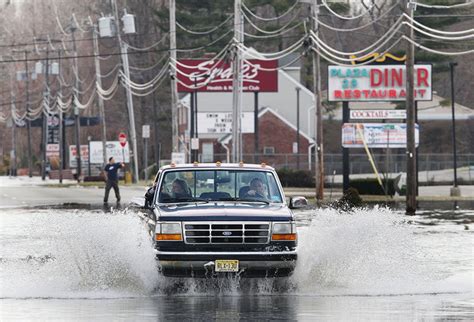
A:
215,259,239,272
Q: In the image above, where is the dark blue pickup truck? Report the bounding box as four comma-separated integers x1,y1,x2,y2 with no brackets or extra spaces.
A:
142,163,307,278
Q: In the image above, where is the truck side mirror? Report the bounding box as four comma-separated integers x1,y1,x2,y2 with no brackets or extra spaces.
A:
289,196,308,209
130,196,147,209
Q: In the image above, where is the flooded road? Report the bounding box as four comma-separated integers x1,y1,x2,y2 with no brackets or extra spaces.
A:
1,206,473,320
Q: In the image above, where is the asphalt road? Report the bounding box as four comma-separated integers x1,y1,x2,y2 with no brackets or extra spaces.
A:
1,176,472,209
0,177,146,208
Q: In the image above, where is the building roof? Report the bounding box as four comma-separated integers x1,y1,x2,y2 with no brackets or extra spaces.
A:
218,106,315,144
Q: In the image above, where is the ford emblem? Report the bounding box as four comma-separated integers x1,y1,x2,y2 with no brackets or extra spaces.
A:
222,231,232,236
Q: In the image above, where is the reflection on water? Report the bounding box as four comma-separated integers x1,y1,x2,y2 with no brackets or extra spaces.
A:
0,206,472,320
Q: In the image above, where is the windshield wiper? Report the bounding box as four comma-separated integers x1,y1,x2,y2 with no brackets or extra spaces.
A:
218,197,270,205
160,197,209,204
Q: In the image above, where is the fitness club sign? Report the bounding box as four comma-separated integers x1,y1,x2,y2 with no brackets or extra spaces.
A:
176,59,278,92
328,65,432,102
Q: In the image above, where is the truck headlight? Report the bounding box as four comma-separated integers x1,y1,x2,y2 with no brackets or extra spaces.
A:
272,222,297,241
155,222,182,241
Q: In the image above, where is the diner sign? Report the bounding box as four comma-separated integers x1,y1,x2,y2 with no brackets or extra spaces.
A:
328,65,432,101
177,59,278,92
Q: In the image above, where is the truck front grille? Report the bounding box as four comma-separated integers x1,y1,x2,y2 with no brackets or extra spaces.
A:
184,222,270,244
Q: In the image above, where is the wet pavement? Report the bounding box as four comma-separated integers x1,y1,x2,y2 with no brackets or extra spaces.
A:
1,177,473,320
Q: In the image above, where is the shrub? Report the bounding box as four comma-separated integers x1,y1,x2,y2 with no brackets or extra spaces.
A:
350,178,397,196
277,168,315,187
336,187,363,210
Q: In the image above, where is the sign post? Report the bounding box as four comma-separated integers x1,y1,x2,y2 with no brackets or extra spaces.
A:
142,125,150,180
119,132,127,163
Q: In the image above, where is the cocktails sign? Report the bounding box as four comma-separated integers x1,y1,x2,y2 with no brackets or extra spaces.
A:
177,59,278,92
328,65,432,101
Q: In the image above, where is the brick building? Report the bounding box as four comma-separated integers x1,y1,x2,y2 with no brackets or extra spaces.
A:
177,56,315,167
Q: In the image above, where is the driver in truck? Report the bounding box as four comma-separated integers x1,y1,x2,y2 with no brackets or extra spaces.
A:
244,177,267,199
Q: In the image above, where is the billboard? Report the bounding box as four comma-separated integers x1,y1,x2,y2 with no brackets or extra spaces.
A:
89,141,130,164
176,59,278,92
342,123,419,148
68,145,89,168
69,142,130,167
197,112,254,134
328,65,432,101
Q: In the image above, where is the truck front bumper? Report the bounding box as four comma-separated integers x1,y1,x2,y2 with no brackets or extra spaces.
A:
155,250,297,278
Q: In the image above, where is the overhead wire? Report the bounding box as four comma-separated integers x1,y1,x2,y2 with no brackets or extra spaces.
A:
176,29,234,52
320,0,374,20
176,15,233,35
403,35,474,56
240,20,304,39
412,0,474,9
403,13,474,35
242,9,301,35
129,54,167,71
124,35,169,52
241,0,300,22
316,3,399,32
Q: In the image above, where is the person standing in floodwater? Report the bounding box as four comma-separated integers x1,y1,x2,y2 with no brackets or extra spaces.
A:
103,157,125,203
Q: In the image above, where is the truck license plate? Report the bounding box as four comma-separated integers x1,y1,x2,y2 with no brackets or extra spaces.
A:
215,260,239,272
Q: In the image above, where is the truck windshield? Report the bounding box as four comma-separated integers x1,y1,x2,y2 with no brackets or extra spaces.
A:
158,169,283,204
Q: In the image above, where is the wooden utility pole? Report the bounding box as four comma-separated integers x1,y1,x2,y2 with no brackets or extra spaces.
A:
71,20,82,182
405,0,417,214
312,0,324,201
232,0,243,163
93,25,108,167
169,0,179,154
58,50,63,184
41,48,50,181
24,50,32,178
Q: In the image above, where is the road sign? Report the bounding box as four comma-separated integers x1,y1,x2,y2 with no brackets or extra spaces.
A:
342,123,419,148
350,109,407,120
119,132,127,147
142,125,150,138
171,152,186,164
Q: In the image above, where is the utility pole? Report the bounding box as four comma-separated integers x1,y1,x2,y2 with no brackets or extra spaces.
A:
24,51,32,177
41,48,50,181
342,101,350,192
58,50,63,184
254,91,259,163
10,90,17,177
190,91,195,162
449,62,460,196
120,42,139,183
405,0,417,214
169,0,179,153
296,87,300,170
71,20,82,182
93,25,108,167
152,93,160,167
312,0,324,201
112,0,139,183
232,0,243,163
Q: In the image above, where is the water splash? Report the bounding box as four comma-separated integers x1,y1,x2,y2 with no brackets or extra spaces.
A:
1,206,471,299
0,208,159,299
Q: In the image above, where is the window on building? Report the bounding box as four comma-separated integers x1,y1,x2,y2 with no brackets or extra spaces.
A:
263,146,275,155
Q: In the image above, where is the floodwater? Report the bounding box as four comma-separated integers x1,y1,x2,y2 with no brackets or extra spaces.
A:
1,206,472,321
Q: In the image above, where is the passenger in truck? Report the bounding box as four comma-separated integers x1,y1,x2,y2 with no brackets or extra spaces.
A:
243,177,267,199
171,178,191,198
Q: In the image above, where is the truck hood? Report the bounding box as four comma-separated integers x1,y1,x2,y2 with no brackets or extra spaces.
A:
155,202,293,221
